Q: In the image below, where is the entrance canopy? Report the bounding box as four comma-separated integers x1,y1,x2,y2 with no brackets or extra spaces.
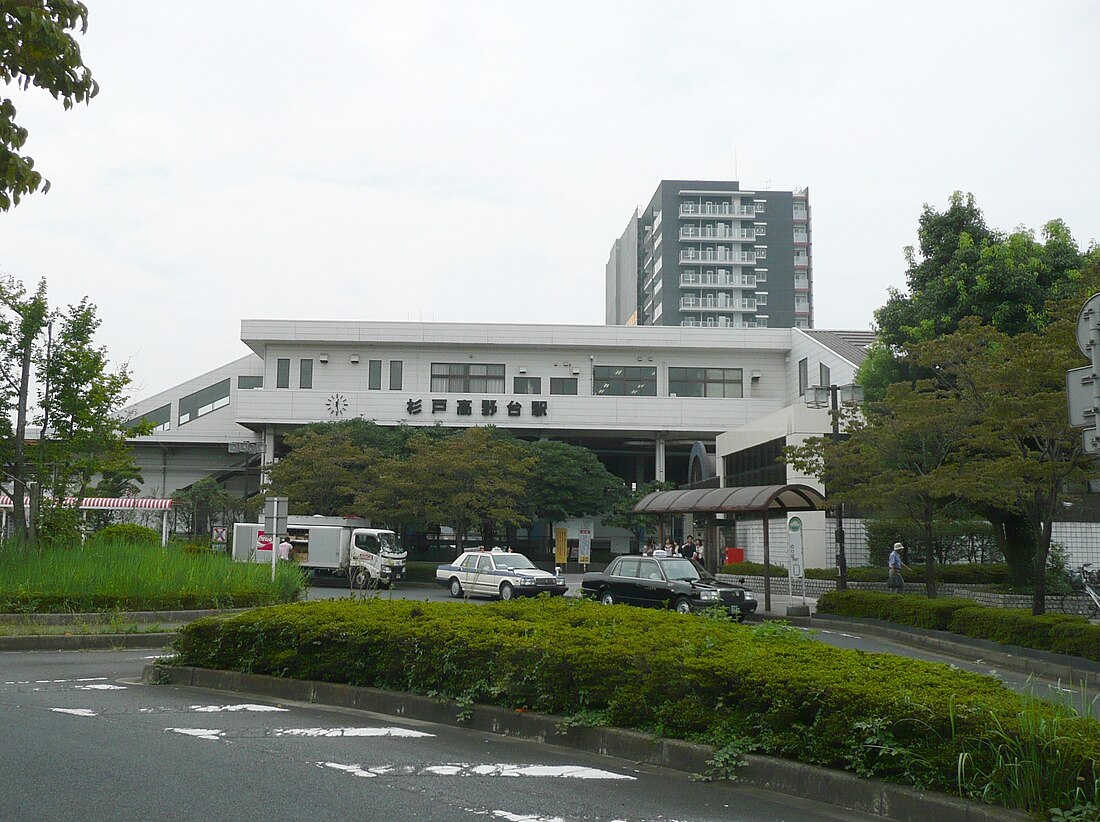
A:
632,484,825,515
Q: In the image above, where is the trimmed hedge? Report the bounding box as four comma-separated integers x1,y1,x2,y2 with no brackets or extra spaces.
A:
818,590,1100,662
721,563,1011,585
175,597,1100,813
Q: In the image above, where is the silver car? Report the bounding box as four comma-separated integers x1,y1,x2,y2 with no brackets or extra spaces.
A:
436,549,567,600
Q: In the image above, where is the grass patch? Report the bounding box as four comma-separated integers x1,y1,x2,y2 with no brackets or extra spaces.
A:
0,622,171,636
0,539,305,613
175,596,1100,814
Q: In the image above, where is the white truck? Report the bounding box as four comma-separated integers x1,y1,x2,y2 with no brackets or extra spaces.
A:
232,515,407,588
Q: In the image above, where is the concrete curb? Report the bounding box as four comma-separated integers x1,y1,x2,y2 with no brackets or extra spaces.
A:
144,663,1026,822
812,613,1100,683
1,633,175,652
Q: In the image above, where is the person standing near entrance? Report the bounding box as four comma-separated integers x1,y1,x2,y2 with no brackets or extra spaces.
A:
278,536,292,562
888,542,910,592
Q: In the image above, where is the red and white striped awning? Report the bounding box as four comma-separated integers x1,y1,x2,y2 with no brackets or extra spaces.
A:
0,497,173,511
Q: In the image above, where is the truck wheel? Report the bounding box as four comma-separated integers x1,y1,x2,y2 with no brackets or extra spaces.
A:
499,582,515,601
599,590,615,606
449,578,463,598
674,597,693,615
352,568,370,589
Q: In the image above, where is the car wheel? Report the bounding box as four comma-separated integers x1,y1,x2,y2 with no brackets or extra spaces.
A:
449,577,463,598
673,597,693,615
352,568,370,589
499,582,515,601
599,590,615,606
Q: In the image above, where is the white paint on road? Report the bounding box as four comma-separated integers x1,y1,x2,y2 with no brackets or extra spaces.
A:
491,811,567,822
190,704,289,712
166,727,224,741
76,683,127,690
50,708,97,717
277,727,434,738
5,677,108,686
321,762,635,780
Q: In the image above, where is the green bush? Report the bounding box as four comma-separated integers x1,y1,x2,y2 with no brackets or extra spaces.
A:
720,561,787,577
174,597,1100,814
819,590,1099,663
818,590,977,630
178,542,211,556
91,523,161,545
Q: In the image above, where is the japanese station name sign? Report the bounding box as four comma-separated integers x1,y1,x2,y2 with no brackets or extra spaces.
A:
405,398,548,418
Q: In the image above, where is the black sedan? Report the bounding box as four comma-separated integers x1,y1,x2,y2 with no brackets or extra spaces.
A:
581,555,757,619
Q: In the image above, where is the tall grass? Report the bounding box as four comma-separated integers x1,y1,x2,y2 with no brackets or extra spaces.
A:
0,538,304,612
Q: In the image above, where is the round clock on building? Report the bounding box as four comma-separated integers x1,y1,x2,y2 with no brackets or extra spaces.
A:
326,393,348,416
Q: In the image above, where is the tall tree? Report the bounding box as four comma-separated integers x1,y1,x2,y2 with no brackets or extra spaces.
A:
521,439,625,548
1,0,98,210
0,277,137,542
268,425,384,516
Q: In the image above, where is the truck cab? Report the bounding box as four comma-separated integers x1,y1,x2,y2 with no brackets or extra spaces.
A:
350,528,407,587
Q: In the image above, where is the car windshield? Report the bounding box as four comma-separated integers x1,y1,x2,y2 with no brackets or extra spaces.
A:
378,532,403,553
493,554,536,570
661,558,711,581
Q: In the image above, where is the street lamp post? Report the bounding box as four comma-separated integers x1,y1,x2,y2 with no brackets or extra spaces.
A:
805,382,863,592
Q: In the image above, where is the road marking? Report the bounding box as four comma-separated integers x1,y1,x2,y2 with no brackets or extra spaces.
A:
51,708,98,717
190,704,289,713
166,727,224,741
320,762,635,780
488,811,566,822
276,727,434,738
76,683,127,690
4,677,108,686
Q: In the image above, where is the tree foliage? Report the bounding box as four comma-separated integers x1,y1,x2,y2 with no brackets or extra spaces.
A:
0,276,139,543
1,0,98,210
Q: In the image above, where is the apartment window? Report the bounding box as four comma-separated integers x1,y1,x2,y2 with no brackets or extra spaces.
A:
798,358,809,396
756,293,767,305
756,269,767,282
389,360,403,391
757,317,768,327
593,365,657,397
179,378,231,425
513,377,542,394
550,377,578,395
125,403,171,433
820,363,831,387
430,362,506,393
368,359,382,390
299,359,313,389
755,247,767,260
276,358,290,389
668,367,743,399
755,224,766,236
238,375,263,389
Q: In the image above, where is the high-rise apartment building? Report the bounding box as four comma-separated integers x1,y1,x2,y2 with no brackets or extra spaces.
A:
606,180,812,329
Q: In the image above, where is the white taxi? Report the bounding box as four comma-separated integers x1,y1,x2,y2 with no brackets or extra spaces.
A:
436,548,568,600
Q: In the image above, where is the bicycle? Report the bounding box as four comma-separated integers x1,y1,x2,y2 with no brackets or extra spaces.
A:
1060,563,1100,619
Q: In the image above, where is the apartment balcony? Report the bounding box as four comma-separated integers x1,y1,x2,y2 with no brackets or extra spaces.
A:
679,228,756,242
679,203,758,218
793,209,809,221
793,233,810,244
679,250,756,264
682,317,759,329
680,273,756,288
794,276,810,290
794,256,810,268
680,297,757,312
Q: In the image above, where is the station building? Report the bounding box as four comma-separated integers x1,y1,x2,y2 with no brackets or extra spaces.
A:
123,320,870,560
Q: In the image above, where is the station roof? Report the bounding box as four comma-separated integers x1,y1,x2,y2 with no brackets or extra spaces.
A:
631,484,825,514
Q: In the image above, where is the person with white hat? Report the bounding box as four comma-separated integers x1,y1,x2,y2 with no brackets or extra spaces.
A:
888,542,911,592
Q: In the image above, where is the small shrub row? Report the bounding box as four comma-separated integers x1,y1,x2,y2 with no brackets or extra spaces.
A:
174,597,1100,814
818,590,1100,661
720,563,1010,585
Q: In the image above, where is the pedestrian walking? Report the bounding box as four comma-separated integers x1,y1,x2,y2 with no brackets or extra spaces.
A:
278,537,292,562
888,542,911,593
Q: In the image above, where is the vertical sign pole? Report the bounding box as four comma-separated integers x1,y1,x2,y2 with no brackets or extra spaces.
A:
1090,320,1100,453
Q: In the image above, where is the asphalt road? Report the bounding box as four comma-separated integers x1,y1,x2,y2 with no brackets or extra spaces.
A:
0,650,880,822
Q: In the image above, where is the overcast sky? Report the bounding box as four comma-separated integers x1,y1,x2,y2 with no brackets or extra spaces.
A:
1,1,1097,400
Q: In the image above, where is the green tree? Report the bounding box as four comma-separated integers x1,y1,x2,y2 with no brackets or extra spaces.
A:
864,192,1086,399
268,425,384,516
1,0,98,210
359,427,535,550
521,439,625,549
911,318,1095,612
785,382,970,598
171,477,259,539
0,277,138,543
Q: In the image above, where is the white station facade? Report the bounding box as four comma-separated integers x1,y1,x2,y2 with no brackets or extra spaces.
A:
124,320,869,560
